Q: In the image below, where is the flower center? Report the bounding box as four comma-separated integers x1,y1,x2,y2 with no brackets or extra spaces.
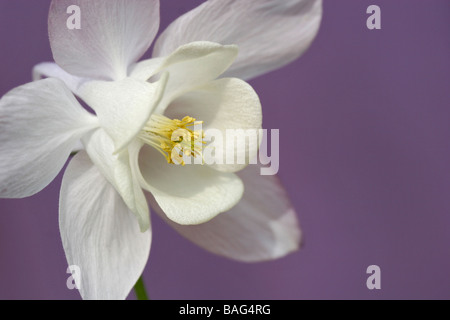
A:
138,114,205,166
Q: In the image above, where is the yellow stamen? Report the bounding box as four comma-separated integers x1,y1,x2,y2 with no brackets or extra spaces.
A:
138,114,205,166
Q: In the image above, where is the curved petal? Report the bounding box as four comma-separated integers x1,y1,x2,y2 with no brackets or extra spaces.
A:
33,62,89,94
135,42,238,114
60,151,151,300
165,78,262,173
83,129,150,231
49,0,160,80
128,57,165,82
77,75,168,153
150,164,301,262
0,78,98,198
137,145,244,225
153,0,322,80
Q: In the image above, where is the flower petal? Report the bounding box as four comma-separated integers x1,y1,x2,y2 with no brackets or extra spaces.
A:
49,0,160,80
83,129,150,231
153,0,322,80
149,164,301,262
128,57,165,82
165,78,262,173
60,151,151,300
0,78,97,198
137,145,244,225
77,76,167,153
133,41,238,113
33,62,88,94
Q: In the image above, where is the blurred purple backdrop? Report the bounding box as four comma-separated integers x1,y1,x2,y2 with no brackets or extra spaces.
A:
0,0,449,300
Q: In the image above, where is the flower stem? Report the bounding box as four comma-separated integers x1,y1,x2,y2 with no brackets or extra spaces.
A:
134,276,149,300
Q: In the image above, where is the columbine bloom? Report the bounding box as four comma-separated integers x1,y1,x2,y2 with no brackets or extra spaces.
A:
0,0,322,299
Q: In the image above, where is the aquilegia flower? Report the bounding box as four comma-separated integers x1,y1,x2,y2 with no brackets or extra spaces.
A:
0,0,322,299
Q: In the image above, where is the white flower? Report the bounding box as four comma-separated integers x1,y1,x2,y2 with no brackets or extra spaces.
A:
0,0,322,299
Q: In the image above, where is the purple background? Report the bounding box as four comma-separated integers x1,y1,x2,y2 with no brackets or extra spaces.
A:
0,0,449,300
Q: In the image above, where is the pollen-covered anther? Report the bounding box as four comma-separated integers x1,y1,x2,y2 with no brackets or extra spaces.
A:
138,114,205,165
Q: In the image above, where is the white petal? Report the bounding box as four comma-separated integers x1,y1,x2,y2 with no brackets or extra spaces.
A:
136,41,238,113
83,129,150,231
129,57,165,82
150,164,301,262
153,0,322,80
165,78,262,173
33,62,88,94
137,146,244,225
49,0,160,80
77,76,167,153
60,151,151,300
0,79,98,198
